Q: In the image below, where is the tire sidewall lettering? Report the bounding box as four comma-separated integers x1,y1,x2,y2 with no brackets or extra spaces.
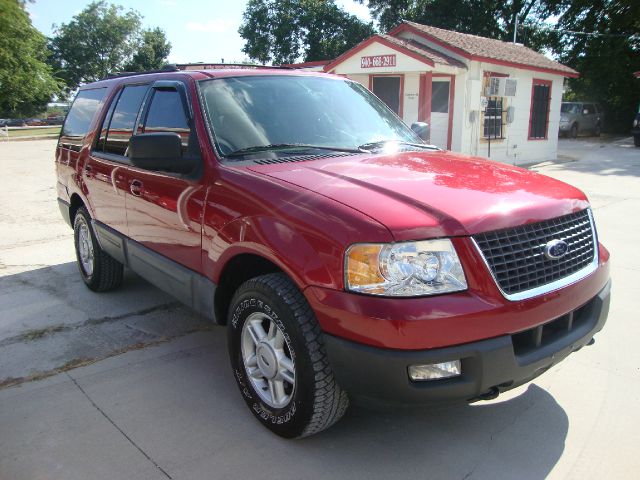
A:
231,293,298,425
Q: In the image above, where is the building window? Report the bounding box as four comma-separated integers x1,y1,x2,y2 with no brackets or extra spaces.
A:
529,79,552,139
483,97,504,139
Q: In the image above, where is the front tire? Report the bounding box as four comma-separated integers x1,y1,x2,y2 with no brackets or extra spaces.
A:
228,273,349,438
73,207,124,292
594,123,601,137
634,135,640,147
570,123,578,139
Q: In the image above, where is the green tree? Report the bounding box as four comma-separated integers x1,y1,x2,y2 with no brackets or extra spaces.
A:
123,27,172,72
239,0,375,64
0,0,61,117
48,1,171,93
551,0,640,132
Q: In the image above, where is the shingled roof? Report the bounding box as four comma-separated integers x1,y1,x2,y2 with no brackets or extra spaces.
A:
392,21,579,77
378,34,467,69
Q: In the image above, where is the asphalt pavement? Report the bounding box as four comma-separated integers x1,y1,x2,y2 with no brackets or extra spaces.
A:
0,137,639,480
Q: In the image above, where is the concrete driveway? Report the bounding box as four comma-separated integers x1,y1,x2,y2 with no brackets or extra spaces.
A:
1,138,639,479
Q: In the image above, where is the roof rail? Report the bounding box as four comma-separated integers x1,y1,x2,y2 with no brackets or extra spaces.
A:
176,63,293,70
102,64,180,80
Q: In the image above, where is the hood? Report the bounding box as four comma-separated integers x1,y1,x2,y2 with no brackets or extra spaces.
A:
247,151,589,240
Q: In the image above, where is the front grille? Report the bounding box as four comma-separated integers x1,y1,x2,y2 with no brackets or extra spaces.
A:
473,209,595,297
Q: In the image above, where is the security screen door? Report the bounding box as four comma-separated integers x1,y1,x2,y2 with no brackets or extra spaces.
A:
371,76,401,116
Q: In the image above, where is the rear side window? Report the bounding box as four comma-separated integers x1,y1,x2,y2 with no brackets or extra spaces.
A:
102,84,148,156
142,89,190,151
59,88,106,150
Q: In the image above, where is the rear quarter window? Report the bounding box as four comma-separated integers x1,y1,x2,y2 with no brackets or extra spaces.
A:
59,88,107,150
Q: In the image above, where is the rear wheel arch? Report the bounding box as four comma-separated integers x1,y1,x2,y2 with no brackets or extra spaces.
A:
69,193,85,224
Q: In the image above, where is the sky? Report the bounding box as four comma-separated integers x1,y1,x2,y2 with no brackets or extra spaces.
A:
26,0,372,65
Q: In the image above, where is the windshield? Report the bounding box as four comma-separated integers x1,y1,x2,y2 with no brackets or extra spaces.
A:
199,75,419,158
561,103,581,114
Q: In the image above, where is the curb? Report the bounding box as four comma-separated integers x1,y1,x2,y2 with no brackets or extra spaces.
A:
3,135,59,142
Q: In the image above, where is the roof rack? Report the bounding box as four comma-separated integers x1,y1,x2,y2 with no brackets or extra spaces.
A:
102,64,180,80
176,63,293,71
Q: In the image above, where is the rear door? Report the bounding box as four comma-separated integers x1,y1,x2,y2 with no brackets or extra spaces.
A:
124,80,205,273
85,83,149,234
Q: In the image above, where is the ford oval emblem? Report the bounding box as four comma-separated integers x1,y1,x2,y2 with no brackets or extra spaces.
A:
544,239,569,260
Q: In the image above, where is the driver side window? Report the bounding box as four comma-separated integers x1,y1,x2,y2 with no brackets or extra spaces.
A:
142,88,190,153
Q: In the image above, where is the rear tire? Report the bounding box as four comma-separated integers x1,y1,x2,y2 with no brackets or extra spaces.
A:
594,123,601,137
228,273,349,438
634,135,640,147
73,207,123,292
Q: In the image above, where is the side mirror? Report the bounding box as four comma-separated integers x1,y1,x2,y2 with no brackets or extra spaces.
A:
128,133,195,173
411,122,430,142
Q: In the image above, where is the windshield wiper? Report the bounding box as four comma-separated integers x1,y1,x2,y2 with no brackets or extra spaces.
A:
358,140,441,152
225,143,362,158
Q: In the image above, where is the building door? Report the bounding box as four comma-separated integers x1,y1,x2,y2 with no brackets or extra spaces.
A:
371,76,402,116
430,79,450,149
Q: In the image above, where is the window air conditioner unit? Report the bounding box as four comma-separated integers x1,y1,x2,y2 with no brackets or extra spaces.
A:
485,77,518,97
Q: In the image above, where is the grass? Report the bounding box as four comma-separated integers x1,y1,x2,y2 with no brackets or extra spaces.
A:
6,126,61,138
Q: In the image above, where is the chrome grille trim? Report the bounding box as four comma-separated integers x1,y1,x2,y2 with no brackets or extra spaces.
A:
472,209,599,301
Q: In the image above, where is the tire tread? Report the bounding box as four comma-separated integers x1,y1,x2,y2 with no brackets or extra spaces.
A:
240,273,349,438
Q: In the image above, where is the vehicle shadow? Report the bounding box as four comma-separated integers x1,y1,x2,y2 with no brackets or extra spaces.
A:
62,324,567,480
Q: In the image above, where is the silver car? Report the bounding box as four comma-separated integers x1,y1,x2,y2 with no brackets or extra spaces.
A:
559,102,603,138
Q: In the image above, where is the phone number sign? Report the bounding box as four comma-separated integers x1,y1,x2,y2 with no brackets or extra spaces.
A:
360,54,397,69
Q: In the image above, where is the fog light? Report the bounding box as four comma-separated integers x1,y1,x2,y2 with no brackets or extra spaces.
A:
408,360,461,381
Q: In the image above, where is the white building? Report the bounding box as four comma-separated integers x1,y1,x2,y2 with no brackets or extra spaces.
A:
298,22,579,165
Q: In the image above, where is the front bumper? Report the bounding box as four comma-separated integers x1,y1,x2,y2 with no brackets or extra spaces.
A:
324,280,610,406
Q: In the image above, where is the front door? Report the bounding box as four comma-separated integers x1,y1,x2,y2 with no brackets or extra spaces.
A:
371,76,402,116
430,79,450,149
125,82,205,273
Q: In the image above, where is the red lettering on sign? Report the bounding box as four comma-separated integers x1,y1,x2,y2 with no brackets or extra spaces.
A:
360,54,397,69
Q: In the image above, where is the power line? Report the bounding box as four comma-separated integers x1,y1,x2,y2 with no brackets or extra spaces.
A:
522,22,640,39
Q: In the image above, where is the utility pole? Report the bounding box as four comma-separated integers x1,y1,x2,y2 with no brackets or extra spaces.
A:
513,15,519,43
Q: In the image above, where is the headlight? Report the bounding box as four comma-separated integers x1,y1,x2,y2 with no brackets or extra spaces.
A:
345,239,467,296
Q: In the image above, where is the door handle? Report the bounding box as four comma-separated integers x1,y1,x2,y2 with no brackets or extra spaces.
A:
130,179,144,197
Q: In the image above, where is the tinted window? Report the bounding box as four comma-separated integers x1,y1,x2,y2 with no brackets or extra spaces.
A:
561,103,580,114
60,88,106,150
96,94,118,152
103,85,148,156
584,104,596,114
143,89,190,151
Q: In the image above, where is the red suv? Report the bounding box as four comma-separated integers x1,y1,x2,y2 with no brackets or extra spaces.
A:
56,67,610,438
